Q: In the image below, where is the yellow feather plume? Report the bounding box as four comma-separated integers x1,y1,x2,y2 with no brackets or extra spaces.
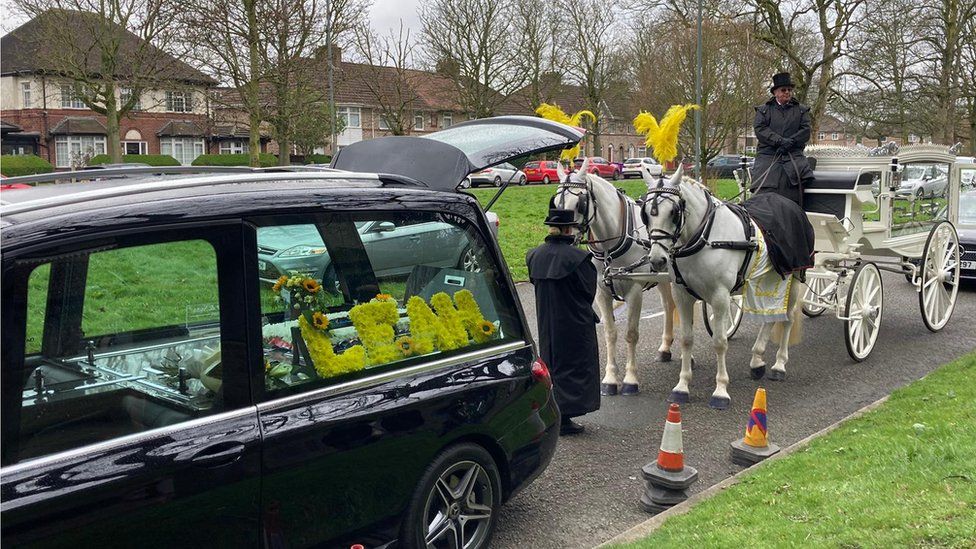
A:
633,104,699,165
535,103,596,162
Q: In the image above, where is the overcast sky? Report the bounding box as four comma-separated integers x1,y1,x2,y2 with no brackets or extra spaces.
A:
368,0,422,36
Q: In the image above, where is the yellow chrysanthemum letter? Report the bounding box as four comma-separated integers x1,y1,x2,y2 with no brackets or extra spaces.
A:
348,300,401,365
633,104,699,165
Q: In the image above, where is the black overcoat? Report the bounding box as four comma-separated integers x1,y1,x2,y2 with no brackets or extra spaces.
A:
751,97,814,205
526,235,601,418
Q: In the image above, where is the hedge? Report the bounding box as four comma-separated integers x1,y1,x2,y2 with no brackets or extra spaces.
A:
88,154,180,166
192,153,279,167
0,154,55,177
304,154,332,165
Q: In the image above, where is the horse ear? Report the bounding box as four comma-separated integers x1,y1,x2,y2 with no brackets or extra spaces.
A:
640,164,655,187
670,164,684,186
556,161,566,183
579,157,591,175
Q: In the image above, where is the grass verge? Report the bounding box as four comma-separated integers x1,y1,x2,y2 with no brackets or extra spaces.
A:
470,179,739,281
617,352,976,548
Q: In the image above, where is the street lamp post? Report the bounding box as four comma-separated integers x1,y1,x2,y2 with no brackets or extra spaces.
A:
694,0,702,178
327,1,336,157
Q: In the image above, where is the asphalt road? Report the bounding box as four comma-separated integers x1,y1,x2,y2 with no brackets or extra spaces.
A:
492,272,976,549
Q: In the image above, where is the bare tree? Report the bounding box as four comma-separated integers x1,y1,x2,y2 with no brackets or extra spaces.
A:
419,0,525,117
556,0,624,155
10,0,195,163
744,0,867,136
960,10,976,154
350,21,424,135
512,0,565,110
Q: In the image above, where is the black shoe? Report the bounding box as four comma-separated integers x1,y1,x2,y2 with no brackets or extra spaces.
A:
560,419,585,436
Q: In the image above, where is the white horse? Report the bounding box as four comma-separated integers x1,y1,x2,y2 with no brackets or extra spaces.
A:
638,166,802,409
552,160,679,396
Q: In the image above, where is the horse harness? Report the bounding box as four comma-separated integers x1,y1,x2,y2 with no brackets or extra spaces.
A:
551,178,658,301
639,179,758,302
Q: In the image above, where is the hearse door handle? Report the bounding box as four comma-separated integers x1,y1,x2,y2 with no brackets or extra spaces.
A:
179,441,246,467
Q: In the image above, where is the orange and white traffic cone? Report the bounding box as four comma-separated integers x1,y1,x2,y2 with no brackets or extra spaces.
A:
640,403,699,514
730,387,781,466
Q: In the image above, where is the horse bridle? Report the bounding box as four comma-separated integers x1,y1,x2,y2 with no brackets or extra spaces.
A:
550,175,596,238
638,179,686,254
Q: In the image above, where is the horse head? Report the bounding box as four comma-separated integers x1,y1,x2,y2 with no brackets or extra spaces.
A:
639,166,685,272
551,159,591,231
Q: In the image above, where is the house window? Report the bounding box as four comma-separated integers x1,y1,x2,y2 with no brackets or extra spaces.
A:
54,135,107,167
337,106,361,128
160,137,205,165
120,87,142,111
219,140,249,154
165,91,192,113
413,112,424,131
21,82,31,108
60,85,86,109
817,132,826,141
442,113,453,128
831,132,839,141
122,141,148,155
378,114,391,131
745,146,757,155
909,134,919,143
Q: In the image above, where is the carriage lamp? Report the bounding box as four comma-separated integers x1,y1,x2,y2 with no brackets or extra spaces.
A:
889,156,900,191
739,155,750,170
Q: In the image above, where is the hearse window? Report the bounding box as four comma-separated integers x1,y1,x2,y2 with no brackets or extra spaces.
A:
5,239,226,465
252,211,524,397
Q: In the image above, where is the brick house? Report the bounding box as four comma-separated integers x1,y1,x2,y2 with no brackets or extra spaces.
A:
1,12,218,168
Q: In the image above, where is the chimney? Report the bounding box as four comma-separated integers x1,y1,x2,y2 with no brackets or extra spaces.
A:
315,44,342,66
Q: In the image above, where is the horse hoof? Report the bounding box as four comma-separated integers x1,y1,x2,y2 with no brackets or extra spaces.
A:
691,358,697,369
768,369,786,381
601,383,619,396
658,351,672,362
621,383,640,395
708,396,731,410
669,391,690,404
750,366,766,380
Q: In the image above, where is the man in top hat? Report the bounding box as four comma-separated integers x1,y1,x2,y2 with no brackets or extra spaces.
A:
526,206,601,435
750,72,814,205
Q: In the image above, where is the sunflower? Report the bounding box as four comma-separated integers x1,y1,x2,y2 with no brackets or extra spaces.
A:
312,311,329,330
478,320,496,337
272,275,288,293
303,278,322,293
396,336,415,356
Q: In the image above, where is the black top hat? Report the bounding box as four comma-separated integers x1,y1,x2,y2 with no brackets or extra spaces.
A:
770,72,795,92
544,208,578,226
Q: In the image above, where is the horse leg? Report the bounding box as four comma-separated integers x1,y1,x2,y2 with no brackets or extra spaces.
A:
769,279,803,382
621,286,643,395
669,289,697,403
657,282,676,362
705,293,732,410
595,284,620,395
749,323,773,380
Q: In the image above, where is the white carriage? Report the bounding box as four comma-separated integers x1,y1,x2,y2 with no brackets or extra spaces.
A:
797,144,973,361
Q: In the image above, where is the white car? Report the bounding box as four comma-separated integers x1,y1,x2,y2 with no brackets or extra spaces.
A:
897,163,949,198
622,157,660,179
464,162,527,187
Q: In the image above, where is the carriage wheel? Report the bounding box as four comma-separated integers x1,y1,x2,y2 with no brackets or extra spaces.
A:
802,275,829,318
701,294,744,339
844,262,883,362
918,221,960,332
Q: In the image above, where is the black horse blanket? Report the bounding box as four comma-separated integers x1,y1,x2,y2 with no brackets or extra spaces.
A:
743,192,815,278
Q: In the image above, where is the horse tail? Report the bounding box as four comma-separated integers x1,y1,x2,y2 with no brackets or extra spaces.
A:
771,280,804,345
788,299,803,345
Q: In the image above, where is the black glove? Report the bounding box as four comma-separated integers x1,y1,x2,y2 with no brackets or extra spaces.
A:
781,137,795,150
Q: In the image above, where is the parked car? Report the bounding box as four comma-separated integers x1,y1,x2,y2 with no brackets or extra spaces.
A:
956,156,976,189
573,156,620,180
896,163,949,198
522,160,560,184
464,162,526,187
621,157,660,179
706,155,752,178
958,189,976,280
0,116,575,548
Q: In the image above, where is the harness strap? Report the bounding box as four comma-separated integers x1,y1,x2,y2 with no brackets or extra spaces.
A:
590,189,635,262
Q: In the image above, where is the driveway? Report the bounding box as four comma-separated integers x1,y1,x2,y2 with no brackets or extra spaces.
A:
493,274,976,548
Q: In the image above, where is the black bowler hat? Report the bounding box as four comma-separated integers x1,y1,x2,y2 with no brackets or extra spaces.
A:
544,208,578,226
770,72,795,92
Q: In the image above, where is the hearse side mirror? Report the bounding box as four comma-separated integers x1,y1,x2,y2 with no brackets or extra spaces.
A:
373,221,396,233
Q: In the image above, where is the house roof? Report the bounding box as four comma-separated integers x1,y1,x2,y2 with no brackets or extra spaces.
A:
49,116,107,135
157,120,206,137
1,120,24,133
1,10,216,85
212,124,271,140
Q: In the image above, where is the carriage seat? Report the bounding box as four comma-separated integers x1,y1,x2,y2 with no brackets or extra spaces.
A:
803,171,875,220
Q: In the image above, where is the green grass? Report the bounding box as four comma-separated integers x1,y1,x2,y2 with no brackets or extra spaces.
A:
617,352,976,548
470,179,739,281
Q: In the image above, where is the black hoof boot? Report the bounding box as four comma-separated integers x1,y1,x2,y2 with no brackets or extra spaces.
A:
708,395,731,410
601,383,619,396
669,391,690,404
621,383,640,395
658,351,672,362
750,365,766,380
768,369,786,381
